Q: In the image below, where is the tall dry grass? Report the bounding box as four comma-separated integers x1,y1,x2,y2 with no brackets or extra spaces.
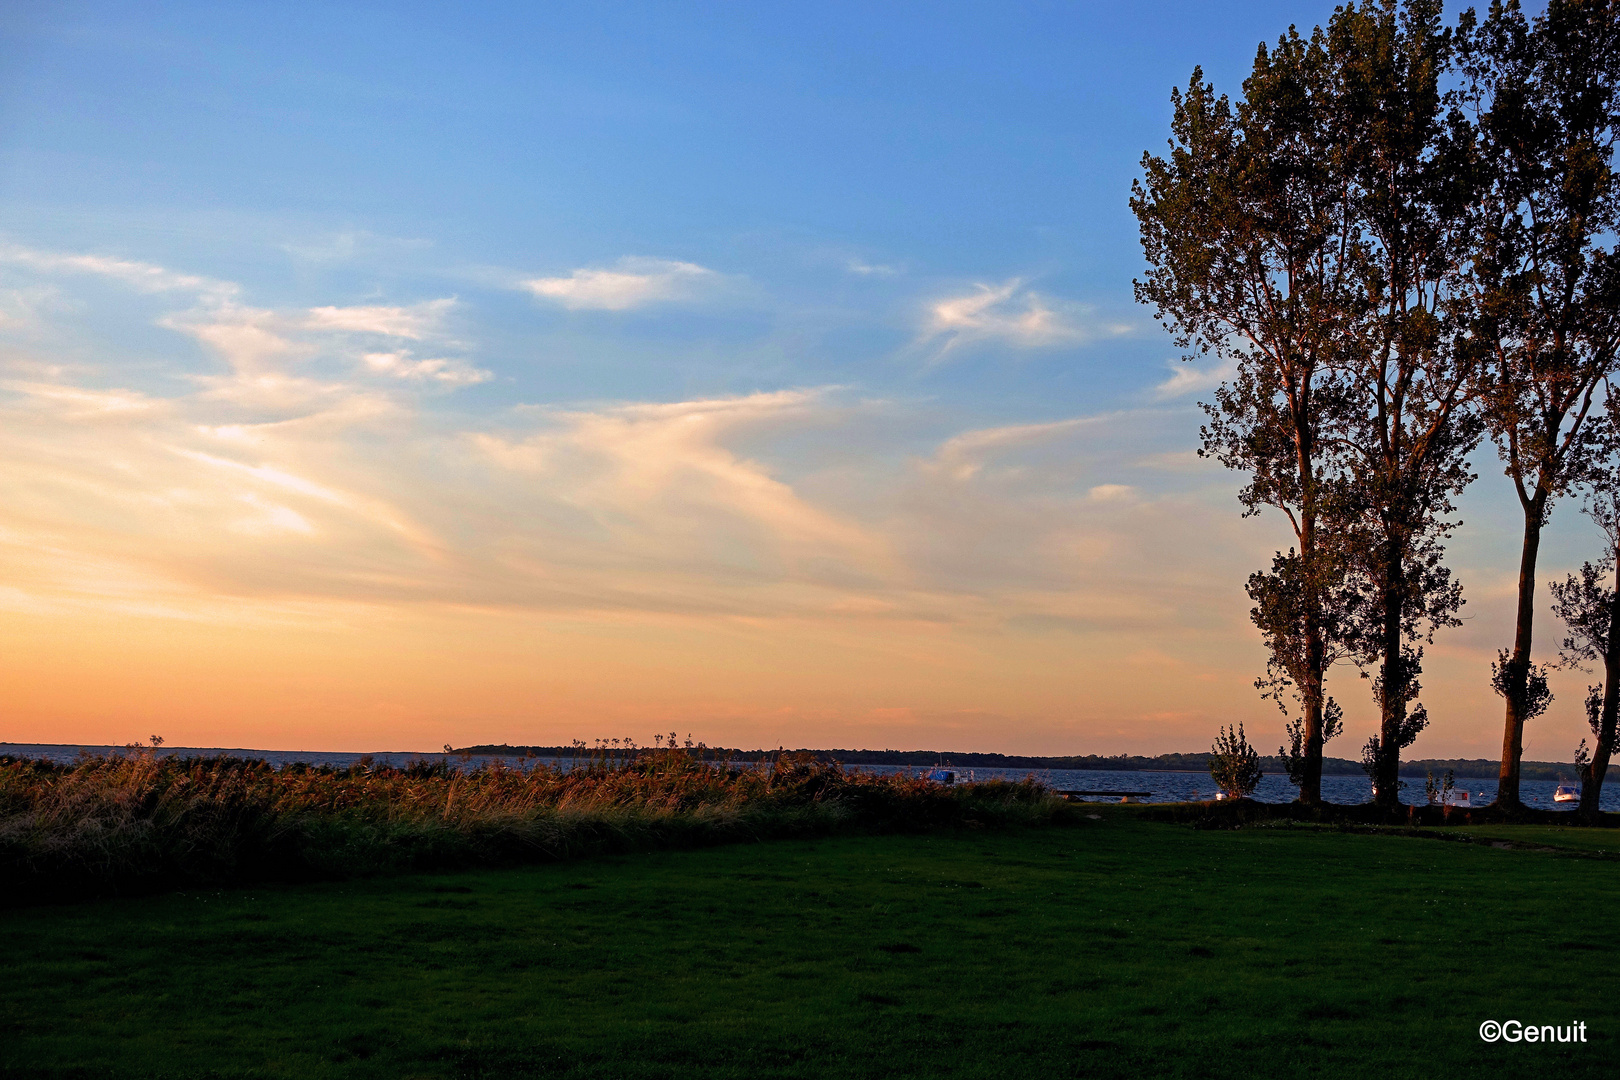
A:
0,748,1062,902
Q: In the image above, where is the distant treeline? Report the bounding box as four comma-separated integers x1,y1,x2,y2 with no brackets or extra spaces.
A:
454,745,1609,782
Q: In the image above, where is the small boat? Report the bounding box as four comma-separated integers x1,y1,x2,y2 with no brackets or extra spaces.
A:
1442,789,1471,807
1554,784,1580,804
924,767,956,785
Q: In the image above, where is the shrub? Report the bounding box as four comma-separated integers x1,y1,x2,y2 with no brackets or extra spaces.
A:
1209,724,1263,799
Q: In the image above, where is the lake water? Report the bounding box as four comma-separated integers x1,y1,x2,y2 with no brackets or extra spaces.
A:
858,765,1614,811
1,744,1606,811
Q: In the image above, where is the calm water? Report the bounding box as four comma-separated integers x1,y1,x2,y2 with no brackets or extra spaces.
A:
1,744,1605,811
870,765,1610,811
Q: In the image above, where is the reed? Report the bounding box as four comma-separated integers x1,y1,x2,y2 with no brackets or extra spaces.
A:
0,747,1061,902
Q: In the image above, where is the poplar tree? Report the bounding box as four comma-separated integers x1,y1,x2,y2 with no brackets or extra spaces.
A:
1132,27,1362,805
1457,0,1620,810
1136,1,1485,808
1326,0,1483,807
1550,398,1620,819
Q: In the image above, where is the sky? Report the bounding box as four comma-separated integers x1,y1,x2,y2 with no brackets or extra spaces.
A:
0,0,1601,761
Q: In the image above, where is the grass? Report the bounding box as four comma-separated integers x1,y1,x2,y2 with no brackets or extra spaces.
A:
1449,823,1620,854
2,811,1614,1078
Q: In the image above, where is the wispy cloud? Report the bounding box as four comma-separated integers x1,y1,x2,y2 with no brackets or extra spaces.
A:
5,244,474,392
0,380,164,420
847,259,899,277
920,278,1130,356
928,416,1099,481
0,248,1229,635
0,248,1543,756
0,285,58,332
523,257,719,311
1151,356,1235,400
476,390,885,577
363,351,490,386
0,245,238,302
303,300,455,339
164,305,309,375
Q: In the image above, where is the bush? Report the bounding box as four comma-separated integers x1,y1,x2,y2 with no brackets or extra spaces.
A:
1209,724,1263,799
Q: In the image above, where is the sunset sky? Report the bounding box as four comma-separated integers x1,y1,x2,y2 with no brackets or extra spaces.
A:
0,1,1602,760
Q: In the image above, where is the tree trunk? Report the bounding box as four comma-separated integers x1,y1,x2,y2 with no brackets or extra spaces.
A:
1579,555,1620,821
1299,653,1325,807
1496,497,1545,810
1375,544,1405,808
1294,390,1326,807
1297,493,1326,807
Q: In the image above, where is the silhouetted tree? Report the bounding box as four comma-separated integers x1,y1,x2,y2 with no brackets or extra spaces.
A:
1550,398,1620,818
1133,24,1366,805
1322,0,1482,806
1137,1,1491,808
1456,0,1620,808
1251,550,1356,790
1550,561,1618,815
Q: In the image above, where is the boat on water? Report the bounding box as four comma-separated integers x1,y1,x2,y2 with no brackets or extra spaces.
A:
1441,789,1471,807
924,767,957,785
1554,784,1580,804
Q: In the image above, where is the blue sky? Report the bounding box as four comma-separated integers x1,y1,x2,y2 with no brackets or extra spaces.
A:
0,1,1596,761
1,0,1347,414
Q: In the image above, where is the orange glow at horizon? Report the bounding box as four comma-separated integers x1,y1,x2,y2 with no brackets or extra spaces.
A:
0,246,1598,764
0,591,1576,763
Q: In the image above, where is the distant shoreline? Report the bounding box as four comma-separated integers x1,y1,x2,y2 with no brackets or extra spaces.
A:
3,742,1598,782
449,745,1599,783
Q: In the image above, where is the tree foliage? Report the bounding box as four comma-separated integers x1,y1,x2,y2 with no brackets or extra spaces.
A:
1458,0,1620,806
1315,0,1484,805
1132,18,1369,804
1549,396,1620,813
1209,724,1265,799
1140,0,1620,810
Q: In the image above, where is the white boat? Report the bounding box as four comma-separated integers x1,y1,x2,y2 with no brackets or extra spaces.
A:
1442,789,1471,807
1554,784,1580,803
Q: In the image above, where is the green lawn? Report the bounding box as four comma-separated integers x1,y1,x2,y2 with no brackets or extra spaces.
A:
3,812,1613,1079
1449,822,1620,854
